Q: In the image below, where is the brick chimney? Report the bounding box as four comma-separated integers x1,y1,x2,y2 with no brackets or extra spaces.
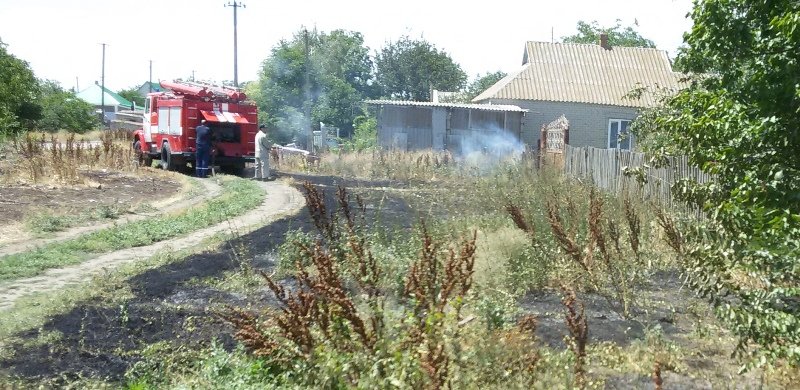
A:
600,33,611,50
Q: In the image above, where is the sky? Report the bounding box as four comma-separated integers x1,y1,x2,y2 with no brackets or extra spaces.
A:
0,0,694,93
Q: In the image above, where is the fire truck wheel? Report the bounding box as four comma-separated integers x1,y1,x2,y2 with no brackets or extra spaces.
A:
160,143,175,171
133,140,152,168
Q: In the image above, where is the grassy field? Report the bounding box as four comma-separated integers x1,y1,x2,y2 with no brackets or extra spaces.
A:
0,176,263,282
1,150,797,389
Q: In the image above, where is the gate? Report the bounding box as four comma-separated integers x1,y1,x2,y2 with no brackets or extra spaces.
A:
538,115,569,169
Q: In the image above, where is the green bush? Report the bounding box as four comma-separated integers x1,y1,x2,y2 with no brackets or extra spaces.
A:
37,80,98,133
343,114,377,152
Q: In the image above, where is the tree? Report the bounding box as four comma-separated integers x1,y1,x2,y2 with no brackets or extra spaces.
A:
465,71,506,102
254,29,376,145
632,1,800,367
117,87,145,108
0,38,41,134
375,36,467,101
343,113,377,151
38,80,98,133
562,20,656,48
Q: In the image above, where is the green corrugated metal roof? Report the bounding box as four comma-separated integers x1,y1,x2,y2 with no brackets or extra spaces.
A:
76,83,134,109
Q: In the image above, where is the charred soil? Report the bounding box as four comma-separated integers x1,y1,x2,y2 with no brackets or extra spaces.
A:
0,173,417,386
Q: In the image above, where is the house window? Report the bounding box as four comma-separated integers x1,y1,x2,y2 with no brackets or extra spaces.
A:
608,119,633,150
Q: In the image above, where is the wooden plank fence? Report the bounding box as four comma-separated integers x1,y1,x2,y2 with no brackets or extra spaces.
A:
564,145,712,216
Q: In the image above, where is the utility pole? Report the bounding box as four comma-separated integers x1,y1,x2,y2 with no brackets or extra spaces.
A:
303,28,313,152
225,1,245,88
149,60,153,93
100,43,107,125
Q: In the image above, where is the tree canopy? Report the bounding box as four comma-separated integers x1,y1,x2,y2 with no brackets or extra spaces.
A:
562,20,656,48
0,38,41,134
633,1,800,367
465,71,506,102
118,87,145,108
38,80,97,133
375,36,467,101
254,29,376,145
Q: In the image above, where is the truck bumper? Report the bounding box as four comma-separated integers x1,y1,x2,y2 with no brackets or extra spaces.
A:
180,153,255,164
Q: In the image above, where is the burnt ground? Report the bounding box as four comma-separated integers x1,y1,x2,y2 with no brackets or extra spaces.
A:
0,173,419,386
0,172,710,387
0,170,182,226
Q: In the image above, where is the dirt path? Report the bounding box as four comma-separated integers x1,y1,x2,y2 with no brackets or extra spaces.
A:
0,180,304,311
0,177,222,258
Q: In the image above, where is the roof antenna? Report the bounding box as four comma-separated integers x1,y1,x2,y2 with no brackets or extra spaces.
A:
551,27,554,43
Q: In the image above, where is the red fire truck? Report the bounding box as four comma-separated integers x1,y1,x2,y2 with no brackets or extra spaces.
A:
132,80,257,175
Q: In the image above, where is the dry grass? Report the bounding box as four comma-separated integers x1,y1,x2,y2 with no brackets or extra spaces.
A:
276,149,537,183
561,285,589,389
2,131,137,185
220,183,479,389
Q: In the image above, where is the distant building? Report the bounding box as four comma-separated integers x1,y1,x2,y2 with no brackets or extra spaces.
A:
75,82,134,122
472,40,683,151
136,81,169,98
365,100,527,154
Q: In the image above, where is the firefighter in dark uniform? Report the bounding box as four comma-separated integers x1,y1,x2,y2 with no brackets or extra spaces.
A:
195,119,212,177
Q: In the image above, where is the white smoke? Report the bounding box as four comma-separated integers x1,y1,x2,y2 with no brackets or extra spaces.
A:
457,127,525,167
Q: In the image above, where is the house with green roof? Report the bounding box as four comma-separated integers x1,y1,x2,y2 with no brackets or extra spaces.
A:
76,82,134,123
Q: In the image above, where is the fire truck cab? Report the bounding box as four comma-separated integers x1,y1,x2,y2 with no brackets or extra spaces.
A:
132,80,257,175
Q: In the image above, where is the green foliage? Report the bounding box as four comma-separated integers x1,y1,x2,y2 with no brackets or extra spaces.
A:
465,71,507,102
37,80,98,133
475,288,520,330
562,20,656,48
634,1,800,367
25,204,121,234
0,38,41,134
342,114,377,152
0,177,263,282
254,29,376,144
117,86,145,108
375,36,467,101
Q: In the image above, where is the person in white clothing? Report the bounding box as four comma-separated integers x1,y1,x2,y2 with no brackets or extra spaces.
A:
254,125,271,180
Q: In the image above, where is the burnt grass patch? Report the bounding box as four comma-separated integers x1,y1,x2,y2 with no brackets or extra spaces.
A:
520,270,689,349
1,172,699,386
0,173,419,385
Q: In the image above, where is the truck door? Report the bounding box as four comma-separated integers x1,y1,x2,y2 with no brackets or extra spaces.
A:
144,96,154,143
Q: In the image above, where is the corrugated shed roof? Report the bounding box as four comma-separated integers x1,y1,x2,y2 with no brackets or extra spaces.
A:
365,100,527,113
473,41,682,107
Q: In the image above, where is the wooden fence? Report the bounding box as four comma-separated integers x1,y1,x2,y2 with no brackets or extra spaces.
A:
564,145,712,214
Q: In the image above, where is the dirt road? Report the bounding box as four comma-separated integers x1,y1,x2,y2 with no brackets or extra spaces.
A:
0,180,304,311
0,177,221,257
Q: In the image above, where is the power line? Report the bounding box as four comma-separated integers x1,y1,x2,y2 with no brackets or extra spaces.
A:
225,1,245,88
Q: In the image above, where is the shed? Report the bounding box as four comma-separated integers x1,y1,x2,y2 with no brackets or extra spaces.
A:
365,100,527,154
